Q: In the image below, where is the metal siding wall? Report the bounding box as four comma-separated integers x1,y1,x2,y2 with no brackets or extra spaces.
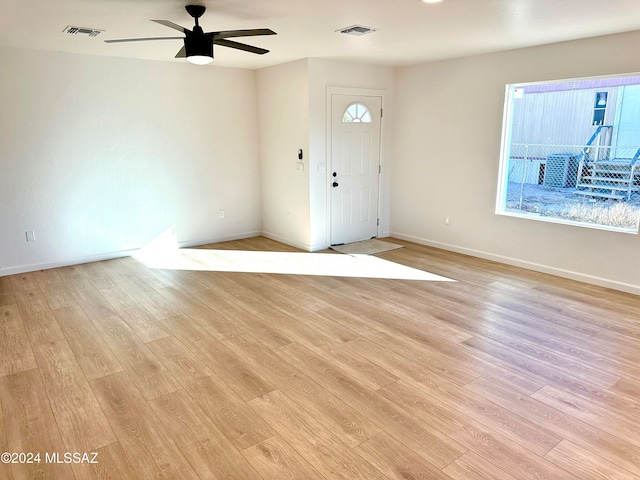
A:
510,88,619,148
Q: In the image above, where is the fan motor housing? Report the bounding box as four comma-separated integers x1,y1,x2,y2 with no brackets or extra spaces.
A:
185,34,213,58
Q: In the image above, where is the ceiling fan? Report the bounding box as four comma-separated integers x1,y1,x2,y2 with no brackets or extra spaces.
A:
105,5,276,65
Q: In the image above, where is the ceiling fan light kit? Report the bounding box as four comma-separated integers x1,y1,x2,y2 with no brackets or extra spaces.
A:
186,54,213,65
105,4,276,65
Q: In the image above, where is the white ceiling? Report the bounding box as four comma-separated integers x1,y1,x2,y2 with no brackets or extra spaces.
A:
1,0,640,70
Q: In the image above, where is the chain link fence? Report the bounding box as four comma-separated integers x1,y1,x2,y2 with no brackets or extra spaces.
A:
505,144,640,230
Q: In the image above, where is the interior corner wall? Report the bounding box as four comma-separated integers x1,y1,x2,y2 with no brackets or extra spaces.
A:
391,30,640,293
0,46,261,274
256,58,395,252
307,59,396,250
256,59,311,250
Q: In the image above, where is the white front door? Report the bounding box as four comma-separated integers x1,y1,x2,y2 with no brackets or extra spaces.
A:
330,94,382,245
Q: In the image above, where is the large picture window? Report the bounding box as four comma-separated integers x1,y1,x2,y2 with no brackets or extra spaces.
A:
497,74,640,233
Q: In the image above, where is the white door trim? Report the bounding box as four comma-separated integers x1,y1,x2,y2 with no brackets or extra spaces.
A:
326,86,387,247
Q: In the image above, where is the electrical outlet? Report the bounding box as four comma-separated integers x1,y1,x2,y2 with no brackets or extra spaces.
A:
26,230,36,242
219,210,225,219
445,216,450,226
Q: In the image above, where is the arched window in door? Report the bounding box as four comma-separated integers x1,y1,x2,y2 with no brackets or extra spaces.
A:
342,102,372,123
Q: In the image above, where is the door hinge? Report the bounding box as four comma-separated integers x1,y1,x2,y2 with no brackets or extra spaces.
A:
381,108,383,118
378,165,381,174
377,218,380,226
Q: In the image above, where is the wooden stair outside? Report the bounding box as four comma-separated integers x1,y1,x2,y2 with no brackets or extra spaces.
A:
575,159,640,201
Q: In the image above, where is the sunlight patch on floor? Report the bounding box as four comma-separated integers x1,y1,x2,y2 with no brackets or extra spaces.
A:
132,227,454,281
133,248,454,282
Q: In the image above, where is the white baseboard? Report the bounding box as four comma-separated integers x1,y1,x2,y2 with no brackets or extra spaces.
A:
0,249,138,277
261,231,313,252
0,230,262,277
178,231,261,249
309,241,331,252
391,232,640,296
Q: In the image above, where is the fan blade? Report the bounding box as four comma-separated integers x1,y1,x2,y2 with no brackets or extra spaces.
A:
213,38,269,55
209,28,276,39
151,19,190,33
105,37,183,43
175,46,186,58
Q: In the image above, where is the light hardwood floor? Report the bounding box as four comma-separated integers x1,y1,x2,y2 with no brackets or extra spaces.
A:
1,236,640,479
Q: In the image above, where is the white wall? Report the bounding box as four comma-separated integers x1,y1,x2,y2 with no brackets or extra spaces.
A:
391,30,640,293
0,46,261,274
256,59,311,250
308,59,396,250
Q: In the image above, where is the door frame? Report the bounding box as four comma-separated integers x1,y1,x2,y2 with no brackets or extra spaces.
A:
326,86,387,246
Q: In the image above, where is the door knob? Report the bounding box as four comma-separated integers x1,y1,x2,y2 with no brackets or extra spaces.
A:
332,181,339,187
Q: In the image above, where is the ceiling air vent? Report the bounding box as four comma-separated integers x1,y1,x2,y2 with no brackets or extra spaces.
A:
62,26,104,37
337,25,377,36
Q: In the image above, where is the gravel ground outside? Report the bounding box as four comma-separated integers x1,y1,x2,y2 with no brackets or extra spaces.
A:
505,182,640,229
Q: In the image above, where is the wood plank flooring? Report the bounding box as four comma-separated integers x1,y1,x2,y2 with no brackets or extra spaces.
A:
0,235,639,479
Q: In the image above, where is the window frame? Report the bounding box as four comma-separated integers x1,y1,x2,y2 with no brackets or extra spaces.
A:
342,102,373,123
495,73,640,235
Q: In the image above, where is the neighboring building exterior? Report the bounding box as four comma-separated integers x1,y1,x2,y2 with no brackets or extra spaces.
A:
507,78,640,184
